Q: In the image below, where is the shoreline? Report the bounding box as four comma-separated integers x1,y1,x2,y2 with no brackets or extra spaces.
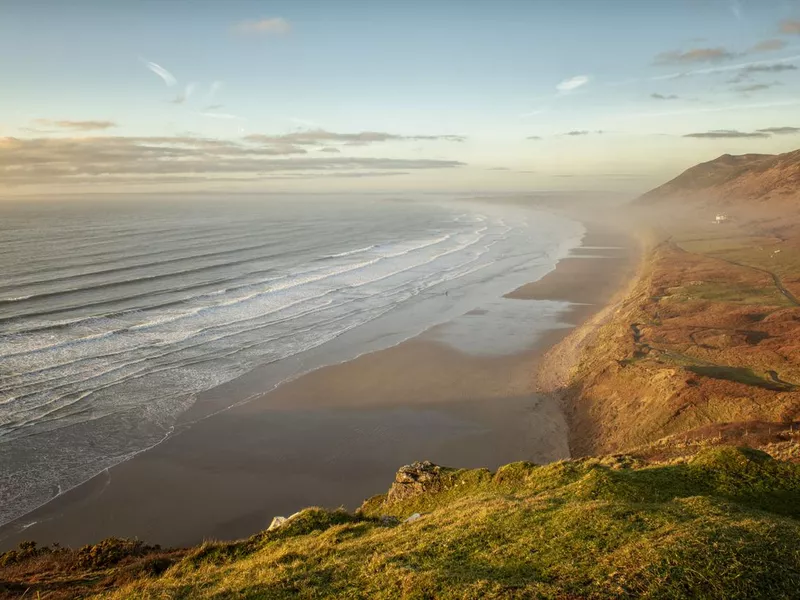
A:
0,220,638,551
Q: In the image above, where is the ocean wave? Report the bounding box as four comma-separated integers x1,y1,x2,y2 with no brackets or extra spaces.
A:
324,245,377,258
0,201,585,529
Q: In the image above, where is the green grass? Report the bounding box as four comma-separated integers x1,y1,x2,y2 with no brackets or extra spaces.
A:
69,447,800,599
687,365,795,392
668,281,791,306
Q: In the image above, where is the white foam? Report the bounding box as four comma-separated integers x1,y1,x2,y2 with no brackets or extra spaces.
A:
324,245,377,258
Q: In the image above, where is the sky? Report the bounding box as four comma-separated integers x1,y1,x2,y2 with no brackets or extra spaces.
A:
2,0,800,198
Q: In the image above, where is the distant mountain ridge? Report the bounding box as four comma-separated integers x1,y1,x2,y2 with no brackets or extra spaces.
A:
637,148,800,209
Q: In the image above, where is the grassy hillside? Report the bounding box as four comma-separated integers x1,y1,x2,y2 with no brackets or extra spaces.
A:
3,446,800,599
556,232,800,458
636,149,800,211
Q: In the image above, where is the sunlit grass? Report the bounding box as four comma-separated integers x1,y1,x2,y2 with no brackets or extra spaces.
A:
86,447,800,599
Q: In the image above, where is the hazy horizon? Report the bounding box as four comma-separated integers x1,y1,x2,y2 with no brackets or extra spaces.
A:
2,0,800,198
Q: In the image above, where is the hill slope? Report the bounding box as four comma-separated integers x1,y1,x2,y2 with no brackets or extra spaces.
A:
637,149,800,210
3,447,800,599
548,148,800,459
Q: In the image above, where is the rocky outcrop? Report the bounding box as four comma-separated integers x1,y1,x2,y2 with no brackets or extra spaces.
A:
386,461,446,503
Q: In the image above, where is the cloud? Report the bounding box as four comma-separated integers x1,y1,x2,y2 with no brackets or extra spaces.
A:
204,104,224,110
780,19,800,34
171,83,196,104
0,135,463,187
562,130,603,136
727,62,798,84
144,61,177,86
30,119,116,131
733,82,780,93
650,93,679,100
235,17,290,35
683,129,770,139
318,147,341,153
607,55,800,88
556,75,589,92
742,63,798,73
486,167,509,171
244,129,466,146
526,135,542,140
750,39,788,53
756,126,800,135
654,47,737,64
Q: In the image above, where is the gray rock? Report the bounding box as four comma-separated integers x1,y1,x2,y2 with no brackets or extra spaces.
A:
268,516,288,531
404,512,423,524
267,510,305,531
387,460,445,503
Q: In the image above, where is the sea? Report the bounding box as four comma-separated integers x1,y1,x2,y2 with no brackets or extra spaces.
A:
0,195,583,528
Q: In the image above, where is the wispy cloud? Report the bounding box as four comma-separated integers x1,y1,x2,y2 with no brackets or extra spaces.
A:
733,82,780,93
526,135,542,140
750,39,788,53
780,19,800,35
654,47,737,65
556,75,589,92
562,130,603,136
648,55,800,84
244,129,466,146
742,62,798,73
172,83,197,104
204,104,224,110
318,147,341,153
30,119,117,132
0,135,464,187
144,61,177,86
756,126,800,135
650,93,679,100
684,129,770,139
727,61,798,83
235,17,290,35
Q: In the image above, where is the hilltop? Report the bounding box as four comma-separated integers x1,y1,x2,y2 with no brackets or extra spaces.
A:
637,149,800,211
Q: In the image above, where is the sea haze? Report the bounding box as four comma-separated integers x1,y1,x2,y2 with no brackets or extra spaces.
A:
0,196,583,527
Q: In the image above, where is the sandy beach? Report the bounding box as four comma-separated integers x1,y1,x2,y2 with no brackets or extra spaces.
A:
0,222,638,551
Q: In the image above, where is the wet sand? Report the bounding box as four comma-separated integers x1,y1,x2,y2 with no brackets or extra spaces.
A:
0,223,638,550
